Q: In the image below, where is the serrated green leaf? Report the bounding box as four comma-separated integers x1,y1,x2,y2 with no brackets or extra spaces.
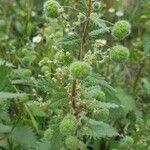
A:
116,88,136,114
90,13,109,31
0,123,11,134
81,117,118,138
11,125,37,149
57,33,80,47
85,74,116,93
35,141,51,150
89,28,110,37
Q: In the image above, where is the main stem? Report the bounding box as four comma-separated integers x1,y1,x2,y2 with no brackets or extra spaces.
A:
78,0,92,60
70,0,92,115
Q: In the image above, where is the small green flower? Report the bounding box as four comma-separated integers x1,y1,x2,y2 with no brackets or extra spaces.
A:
44,0,61,18
112,20,131,39
65,136,78,150
59,115,77,136
110,45,130,63
43,128,54,141
69,61,91,79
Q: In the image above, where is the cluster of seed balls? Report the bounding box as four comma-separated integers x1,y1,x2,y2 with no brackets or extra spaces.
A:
110,20,131,63
44,115,82,150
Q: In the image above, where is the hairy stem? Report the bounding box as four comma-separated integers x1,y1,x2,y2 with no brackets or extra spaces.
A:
70,80,77,110
70,0,92,115
78,0,92,60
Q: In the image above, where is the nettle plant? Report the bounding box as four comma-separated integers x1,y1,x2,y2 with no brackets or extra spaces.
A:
39,0,131,149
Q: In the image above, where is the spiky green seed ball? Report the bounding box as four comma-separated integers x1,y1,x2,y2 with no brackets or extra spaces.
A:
44,0,60,18
93,108,109,121
41,65,49,73
65,136,78,150
120,136,134,148
59,115,77,136
92,2,101,11
70,61,91,79
112,20,131,39
110,45,130,63
22,69,32,77
43,128,54,141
